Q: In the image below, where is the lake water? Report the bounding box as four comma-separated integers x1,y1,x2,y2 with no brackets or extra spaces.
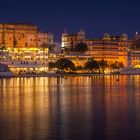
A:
0,75,140,140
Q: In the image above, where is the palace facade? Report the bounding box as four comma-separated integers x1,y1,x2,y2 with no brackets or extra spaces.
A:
61,29,85,49
1,24,140,74
83,33,132,67
0,23,53,48
61,30,138,67
0,23,53,74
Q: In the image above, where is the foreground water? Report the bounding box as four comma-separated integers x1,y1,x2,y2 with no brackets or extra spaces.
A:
0,75,140,140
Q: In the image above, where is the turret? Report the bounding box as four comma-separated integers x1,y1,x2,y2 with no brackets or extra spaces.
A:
103,33,111,41
120,33,128,41
78,29,85,36
62,28,68,37
134,32,140,40
78,29,85,39
61,29,68,48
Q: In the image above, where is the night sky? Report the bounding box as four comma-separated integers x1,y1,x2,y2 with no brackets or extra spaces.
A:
0,0,140,42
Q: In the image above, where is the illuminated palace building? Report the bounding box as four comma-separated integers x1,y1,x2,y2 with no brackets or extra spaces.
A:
0,23,54,74
62,30,140,67
1,24,140,74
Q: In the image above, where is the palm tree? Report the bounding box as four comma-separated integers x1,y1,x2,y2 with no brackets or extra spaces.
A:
84,59,99,73
55,58,75,72
98,59,108,73
75,65,83,72
48,62,56,70
110,63,118,72
110,62,124,72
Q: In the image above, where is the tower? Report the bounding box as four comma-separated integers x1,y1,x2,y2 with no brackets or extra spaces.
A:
78,29,85,40
61,29,68,48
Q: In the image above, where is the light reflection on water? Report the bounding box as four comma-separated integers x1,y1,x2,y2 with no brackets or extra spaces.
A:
0,75,140,140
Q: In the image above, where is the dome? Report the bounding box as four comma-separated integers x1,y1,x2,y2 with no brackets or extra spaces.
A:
122,33,128,38
104,33,110,38
62,28,68,37
103,33,111,40
78,29,85,36
121,33,128,40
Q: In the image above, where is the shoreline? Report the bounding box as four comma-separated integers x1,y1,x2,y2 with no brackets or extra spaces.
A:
11,73,139,78
15,73,111,78
0,73,113,78
1,73,140,78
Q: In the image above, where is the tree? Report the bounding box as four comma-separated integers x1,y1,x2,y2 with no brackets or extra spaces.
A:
84,59,99,73
73,42,88,53
110,63,118,72
48,62,56,70
98,59,108,73
55,58,75,72
75,65,83,71
110,62,124,72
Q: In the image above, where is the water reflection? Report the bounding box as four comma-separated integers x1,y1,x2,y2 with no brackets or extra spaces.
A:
0,76,140,139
